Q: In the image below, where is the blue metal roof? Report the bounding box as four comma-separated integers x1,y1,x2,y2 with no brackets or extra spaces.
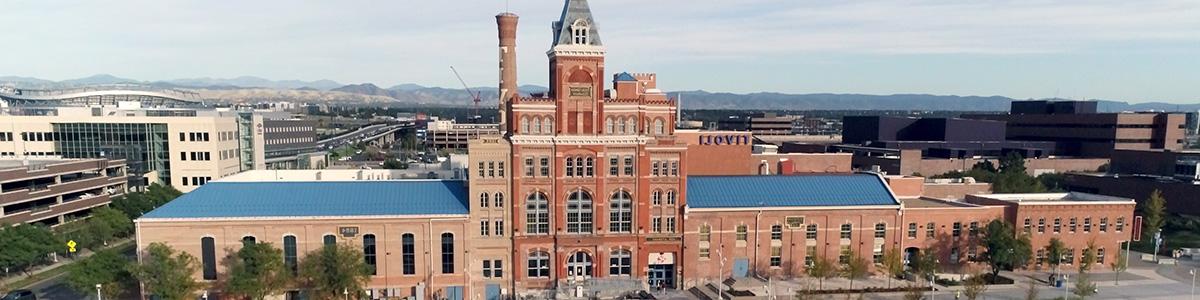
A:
140,181,469,219
615,72,637,82
687,174,899,208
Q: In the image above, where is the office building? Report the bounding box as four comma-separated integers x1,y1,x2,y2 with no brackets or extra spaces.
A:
716,113,800,135
0,89,326,192
423,120,501,151
964,100,1186,157
1,158,127,225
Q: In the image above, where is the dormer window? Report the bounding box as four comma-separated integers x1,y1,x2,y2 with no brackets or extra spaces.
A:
571,19,590,45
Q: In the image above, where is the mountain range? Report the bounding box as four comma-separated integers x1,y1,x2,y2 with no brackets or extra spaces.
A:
2,74,1197,112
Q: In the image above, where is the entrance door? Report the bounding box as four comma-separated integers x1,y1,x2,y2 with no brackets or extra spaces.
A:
567,251,594,280
648,264,676,289
732,258,750,278
485,284,501,300
445,286,464,300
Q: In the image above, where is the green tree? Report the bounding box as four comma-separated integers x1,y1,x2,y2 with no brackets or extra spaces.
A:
297,243,371,299
65,249,133,299
381,158,408,170
1080,240,1098,274
224,243,292,300
1111,245,1128,285
805,255,836,290
881,247,905,288
1142,190,1167,246
0,223,60,275
913,247,939,283
1045,238,1067,275
961,270,989,300
841,250,870,290
1073,273,1097,298
85,207,133,246
981,219,1032,280
998,152,1026,174
130,243,203,300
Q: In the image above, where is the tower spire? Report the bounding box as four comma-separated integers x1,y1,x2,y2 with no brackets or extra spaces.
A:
552,0,602,47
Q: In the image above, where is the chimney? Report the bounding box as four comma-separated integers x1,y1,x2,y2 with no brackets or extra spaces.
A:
496,12,519,133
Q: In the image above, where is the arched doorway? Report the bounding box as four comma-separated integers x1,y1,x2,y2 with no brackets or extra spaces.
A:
904,247,921,271
567,251,593,280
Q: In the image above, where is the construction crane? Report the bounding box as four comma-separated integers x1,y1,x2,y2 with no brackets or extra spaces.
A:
449,66,483,122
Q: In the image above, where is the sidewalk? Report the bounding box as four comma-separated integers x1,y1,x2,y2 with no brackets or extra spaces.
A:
0,238,134,289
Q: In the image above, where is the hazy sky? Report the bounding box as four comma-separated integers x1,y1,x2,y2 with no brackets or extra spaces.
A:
2,0,1198,103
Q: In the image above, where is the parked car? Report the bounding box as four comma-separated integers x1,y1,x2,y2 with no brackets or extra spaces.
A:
1,290,36,300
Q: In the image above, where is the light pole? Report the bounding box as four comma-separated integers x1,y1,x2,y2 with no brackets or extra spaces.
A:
717,249,727,300
95,284,102,300
344,287,349,300
202,290,208,300
1191,269,1196,300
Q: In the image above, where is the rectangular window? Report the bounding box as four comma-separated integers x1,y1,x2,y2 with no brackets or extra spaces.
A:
1070,217,1078,233
488,162,495,177
874,223,886,238
609,156,619,176
699,247,710,259
1053,218,1061,234
524,157,535,177
652,161,660,177
1037,218,1045,234
480,220,490,236
493,259,503,278
179,132,186,141
839,245,851,264
806,224,818,240
441,234,455,274
952,222,962,237
363,234,377,275
666,217,676,233
653,217,663,233
969,221,979,236
1116,217,1125,232
1023,218,1032,234
539,156,550,177
671,161,679,176
180,152,187,161
926,222,935,238
805,246,816,266
566,158,575,177
402,234,416,275
770,246,782,267
736,225,748,241
840,223,852,239
201,237,217,280
496,220,504,236
1100,217,1108,232
907,223,917,238
498,162,505,177
1084,218,1092,233
482,260,492,278
623,156,634,176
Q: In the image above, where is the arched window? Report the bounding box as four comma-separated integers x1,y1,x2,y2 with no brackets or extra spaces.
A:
494,192,504,208
626,118,636,134
567,190,594,233
566,157,576,177
242,236,256,247
567,251,593,278
201,237,217,280
584,157,594,177
322,234,336,246
654,119,665,135
533,117,543,134
441,233,455,274
609,191,633,233
402,233,416,275
617,117,627,134
527,251,551,278
526,193,550,234
571,19,591,45
541,117,553,134
363,234,377,275
521,117,530,133
283,236,298,275
574,157,586,177
609,249,632,276
651,190,663,205
666,190,677,205
480,193,490,208
606,118,614,134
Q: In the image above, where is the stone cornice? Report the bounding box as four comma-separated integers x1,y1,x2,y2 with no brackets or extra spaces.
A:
510,135,648,145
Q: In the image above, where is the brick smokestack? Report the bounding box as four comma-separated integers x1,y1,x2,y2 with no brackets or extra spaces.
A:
496,12,519,132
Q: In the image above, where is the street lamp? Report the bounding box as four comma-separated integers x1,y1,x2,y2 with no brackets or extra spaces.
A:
202,290,208,300
1191,269,1196,300
344,288,349,300
95,284,102,300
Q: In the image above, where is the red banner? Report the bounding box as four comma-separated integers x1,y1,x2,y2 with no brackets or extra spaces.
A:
1132,216,1143,242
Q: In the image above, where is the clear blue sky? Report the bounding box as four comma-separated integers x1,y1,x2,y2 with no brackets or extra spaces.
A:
2,0,1197,103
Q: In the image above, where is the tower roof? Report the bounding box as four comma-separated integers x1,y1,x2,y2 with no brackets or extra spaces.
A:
552,0,603,47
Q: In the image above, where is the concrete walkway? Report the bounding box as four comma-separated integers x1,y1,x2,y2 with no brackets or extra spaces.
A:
0,238,133,289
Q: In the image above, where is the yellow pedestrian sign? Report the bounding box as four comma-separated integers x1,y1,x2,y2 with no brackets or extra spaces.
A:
67,240,77,253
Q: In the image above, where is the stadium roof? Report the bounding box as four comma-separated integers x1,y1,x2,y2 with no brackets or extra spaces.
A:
140,180,469,220
687,174,900,209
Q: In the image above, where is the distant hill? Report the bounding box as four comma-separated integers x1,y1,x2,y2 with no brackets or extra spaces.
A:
2,74,1195,111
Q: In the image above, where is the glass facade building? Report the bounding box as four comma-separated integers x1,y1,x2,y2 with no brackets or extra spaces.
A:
53,123,172,186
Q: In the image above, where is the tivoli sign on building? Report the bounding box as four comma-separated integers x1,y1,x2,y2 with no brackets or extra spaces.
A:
697,134,750,146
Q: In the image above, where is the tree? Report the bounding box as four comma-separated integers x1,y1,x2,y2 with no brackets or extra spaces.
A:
805,255,836,290
913,247,940,284
1073,273,1097,298
841,250,870,290
296,243,371,299
65,249,133,299
1024,278,1040,300
0,223,60,275
381,158,408,170
1142,190,1167,246
1111,245,1128,285
1080,240,1098,274
981,219,1032,280
130,243,203,300
1045,238,1067,275
223,243,292,300
85,207,133,246
998,152,1026,175
961,270,989,300
881,247,905,289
